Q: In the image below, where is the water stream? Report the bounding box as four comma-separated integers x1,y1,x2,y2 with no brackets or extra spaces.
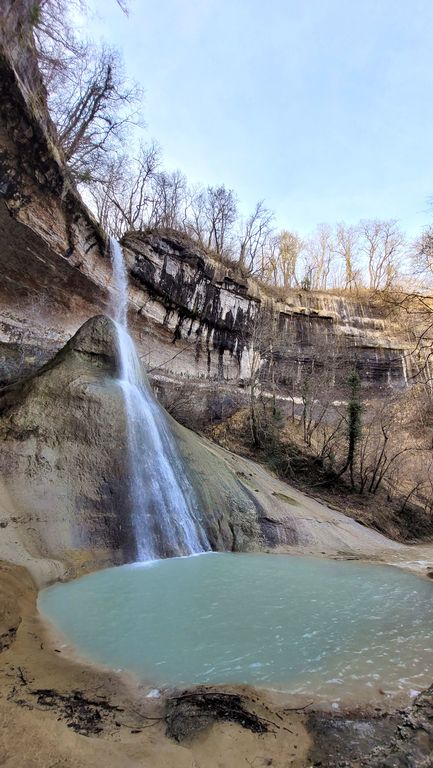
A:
109,237,209,560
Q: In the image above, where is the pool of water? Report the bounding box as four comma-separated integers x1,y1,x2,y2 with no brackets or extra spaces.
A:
38,553,433,702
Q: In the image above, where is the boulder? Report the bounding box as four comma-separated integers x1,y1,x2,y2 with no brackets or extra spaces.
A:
0,314,402,587
0,315,263,583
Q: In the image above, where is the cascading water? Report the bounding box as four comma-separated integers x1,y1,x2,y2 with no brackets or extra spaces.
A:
109,237,209,560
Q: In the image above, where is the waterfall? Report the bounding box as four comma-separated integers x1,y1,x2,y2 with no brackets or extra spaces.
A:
109,237,209,561
401,352,409,388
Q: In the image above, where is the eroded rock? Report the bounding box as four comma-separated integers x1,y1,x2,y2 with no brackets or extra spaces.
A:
0,315,268,581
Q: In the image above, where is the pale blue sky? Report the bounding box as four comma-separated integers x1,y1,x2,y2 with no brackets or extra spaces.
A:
86,0,433,237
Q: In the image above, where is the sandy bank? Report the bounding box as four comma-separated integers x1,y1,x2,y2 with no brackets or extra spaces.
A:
0,560,311,768
2,540,433,767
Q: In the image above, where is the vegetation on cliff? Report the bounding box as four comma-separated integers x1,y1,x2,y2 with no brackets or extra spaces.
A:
2,0,433,539
31,0,433,296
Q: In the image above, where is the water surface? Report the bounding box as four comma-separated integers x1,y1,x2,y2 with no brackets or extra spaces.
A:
39,553,433,702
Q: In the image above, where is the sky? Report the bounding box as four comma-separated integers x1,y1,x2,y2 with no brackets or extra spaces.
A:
84,0,433,238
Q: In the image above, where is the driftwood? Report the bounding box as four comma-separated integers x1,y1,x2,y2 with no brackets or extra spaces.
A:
7,668,292,744
165,690,276,742
7,671,158,737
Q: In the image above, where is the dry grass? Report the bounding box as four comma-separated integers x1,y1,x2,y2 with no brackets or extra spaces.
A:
207,406,433,543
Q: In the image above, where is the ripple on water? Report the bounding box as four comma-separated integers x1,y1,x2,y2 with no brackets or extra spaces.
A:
38,552,433,703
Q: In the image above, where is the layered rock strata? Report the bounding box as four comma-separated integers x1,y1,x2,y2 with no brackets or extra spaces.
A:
0,315,403,586
0,3,414,395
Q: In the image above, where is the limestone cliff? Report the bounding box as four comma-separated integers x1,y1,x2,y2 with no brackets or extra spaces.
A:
0,2,414,398
0,0,419,438
0,0,109,383
0,314,402,586
122,231,412,390
0,315,259,582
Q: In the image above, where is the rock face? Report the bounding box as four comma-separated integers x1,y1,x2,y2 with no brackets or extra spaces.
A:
0,0,110,386
0,316,135,581
123,230,414,391
0,315,402,585
0,315,264,582
123,230,259,381
274,293,412,389
0,5,415,396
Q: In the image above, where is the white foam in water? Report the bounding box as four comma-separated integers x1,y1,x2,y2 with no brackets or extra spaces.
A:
59,240,433,701
109,237,209,560
39,553,433,702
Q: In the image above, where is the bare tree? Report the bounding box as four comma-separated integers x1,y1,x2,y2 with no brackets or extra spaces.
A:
34,1,141,185
201,186,238,256
148,170,187,230
88,153,127,235
358,219,405,291
277,230,303,289
259,231,303,289
333,223,361,290
55,46,140,183
260,234,280,285
303,224,334,290
242,307,278,447
355,399,413,494
184,184,206,245
90,142,160,234
238,201,274,273
34,0,87,87
412,226,433,286
381,288,433,389
298,351,344,448
184,185,238,256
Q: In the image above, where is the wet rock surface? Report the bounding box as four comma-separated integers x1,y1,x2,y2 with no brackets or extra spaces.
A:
0,314,264,580
0,313,405,585
308,687,433,767
0,315,137,580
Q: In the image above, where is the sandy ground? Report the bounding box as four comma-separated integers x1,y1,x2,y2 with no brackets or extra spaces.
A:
0,561,311,768
2,542,433,768
1,450,433,767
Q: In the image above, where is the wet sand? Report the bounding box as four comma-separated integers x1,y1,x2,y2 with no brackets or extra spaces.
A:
2,542,433,767
0,561,311,768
